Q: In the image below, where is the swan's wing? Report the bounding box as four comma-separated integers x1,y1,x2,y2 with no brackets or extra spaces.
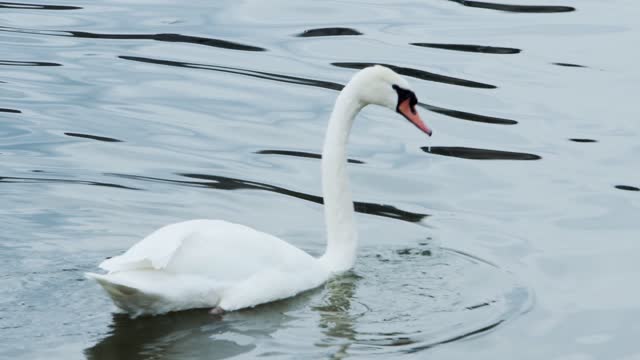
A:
99,219,214,272
99,219,317,281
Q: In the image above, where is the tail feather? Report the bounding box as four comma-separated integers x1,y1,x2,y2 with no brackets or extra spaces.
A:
86,272,169,317
86,272,221,317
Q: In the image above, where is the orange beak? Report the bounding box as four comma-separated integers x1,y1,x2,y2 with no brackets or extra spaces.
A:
398,99,432,136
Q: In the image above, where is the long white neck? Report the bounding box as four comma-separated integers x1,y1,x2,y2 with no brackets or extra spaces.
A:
318,86,363,273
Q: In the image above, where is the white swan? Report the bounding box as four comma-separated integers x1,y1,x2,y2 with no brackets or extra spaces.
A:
87,65,432,317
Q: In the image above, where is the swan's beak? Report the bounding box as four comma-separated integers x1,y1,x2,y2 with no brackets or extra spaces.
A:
398,99,432,136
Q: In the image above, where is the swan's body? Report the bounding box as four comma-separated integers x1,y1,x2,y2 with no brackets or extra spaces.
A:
87,65,432,317
87,220,328,316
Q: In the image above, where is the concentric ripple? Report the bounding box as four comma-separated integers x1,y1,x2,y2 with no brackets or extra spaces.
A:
84,243,529,359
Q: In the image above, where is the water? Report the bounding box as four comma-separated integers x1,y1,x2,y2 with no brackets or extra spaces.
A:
1,0,639,359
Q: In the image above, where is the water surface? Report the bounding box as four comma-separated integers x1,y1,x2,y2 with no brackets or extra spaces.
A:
1,0,639,359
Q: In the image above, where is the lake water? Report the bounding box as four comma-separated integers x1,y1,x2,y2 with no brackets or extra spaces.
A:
1,0,639,359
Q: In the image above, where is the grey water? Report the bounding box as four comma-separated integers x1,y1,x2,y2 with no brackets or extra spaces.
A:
1,0,639,359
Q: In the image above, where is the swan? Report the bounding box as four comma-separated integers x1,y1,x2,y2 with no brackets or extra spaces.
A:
86,65,432,317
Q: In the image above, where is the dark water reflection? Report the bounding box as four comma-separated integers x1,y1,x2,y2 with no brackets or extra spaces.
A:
0,25,265,52
109,173,429,223
411,43,521,55
615,185,640,192
297,27,362,37
256,149,365,164
419,103,518,125
0,108,21,113
332,62,497,89
0,1,81,10
64,132,123,143
553,62,587,68
69,32,266,52
422,147,541,160
447,0,575,13
0,59,61,66
119,55,511,126
0,175,140,190
119,55,344,91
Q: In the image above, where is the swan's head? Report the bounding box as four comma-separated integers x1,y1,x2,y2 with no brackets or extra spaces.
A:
349,65,432,136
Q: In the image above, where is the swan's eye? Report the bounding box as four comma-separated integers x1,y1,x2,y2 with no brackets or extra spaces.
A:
392,84,431,136
392,84,418,114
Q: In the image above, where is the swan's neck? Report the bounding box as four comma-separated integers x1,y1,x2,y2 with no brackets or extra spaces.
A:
318,87,363,273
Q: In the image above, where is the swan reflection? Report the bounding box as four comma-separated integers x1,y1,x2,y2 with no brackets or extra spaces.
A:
84,291,318,360
313,273,360,359
84,277,358,360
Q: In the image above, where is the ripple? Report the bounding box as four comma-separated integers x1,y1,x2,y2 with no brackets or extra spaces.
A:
411,43,521,54
333,62,497,89
0,59,61,66
0,1,81,10
569,138,597,143
119,55,517,139
422,146,541,160
553,62,587,68
0,176,140,190
318,246,529,355
447,0,575,13
116,51,522,175
419,103,517,125
64,132,123,143
69,32,266,52
296,27,362,37
107,173,428,223
119,56,507,127
119,56,343,91
256,149,365,164
0,26,265,52
615,185,639,192
404,321,503,353
0,108,21,113
85,245,529,358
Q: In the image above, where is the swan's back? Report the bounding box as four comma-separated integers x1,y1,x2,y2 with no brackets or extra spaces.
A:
101,219,316,278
